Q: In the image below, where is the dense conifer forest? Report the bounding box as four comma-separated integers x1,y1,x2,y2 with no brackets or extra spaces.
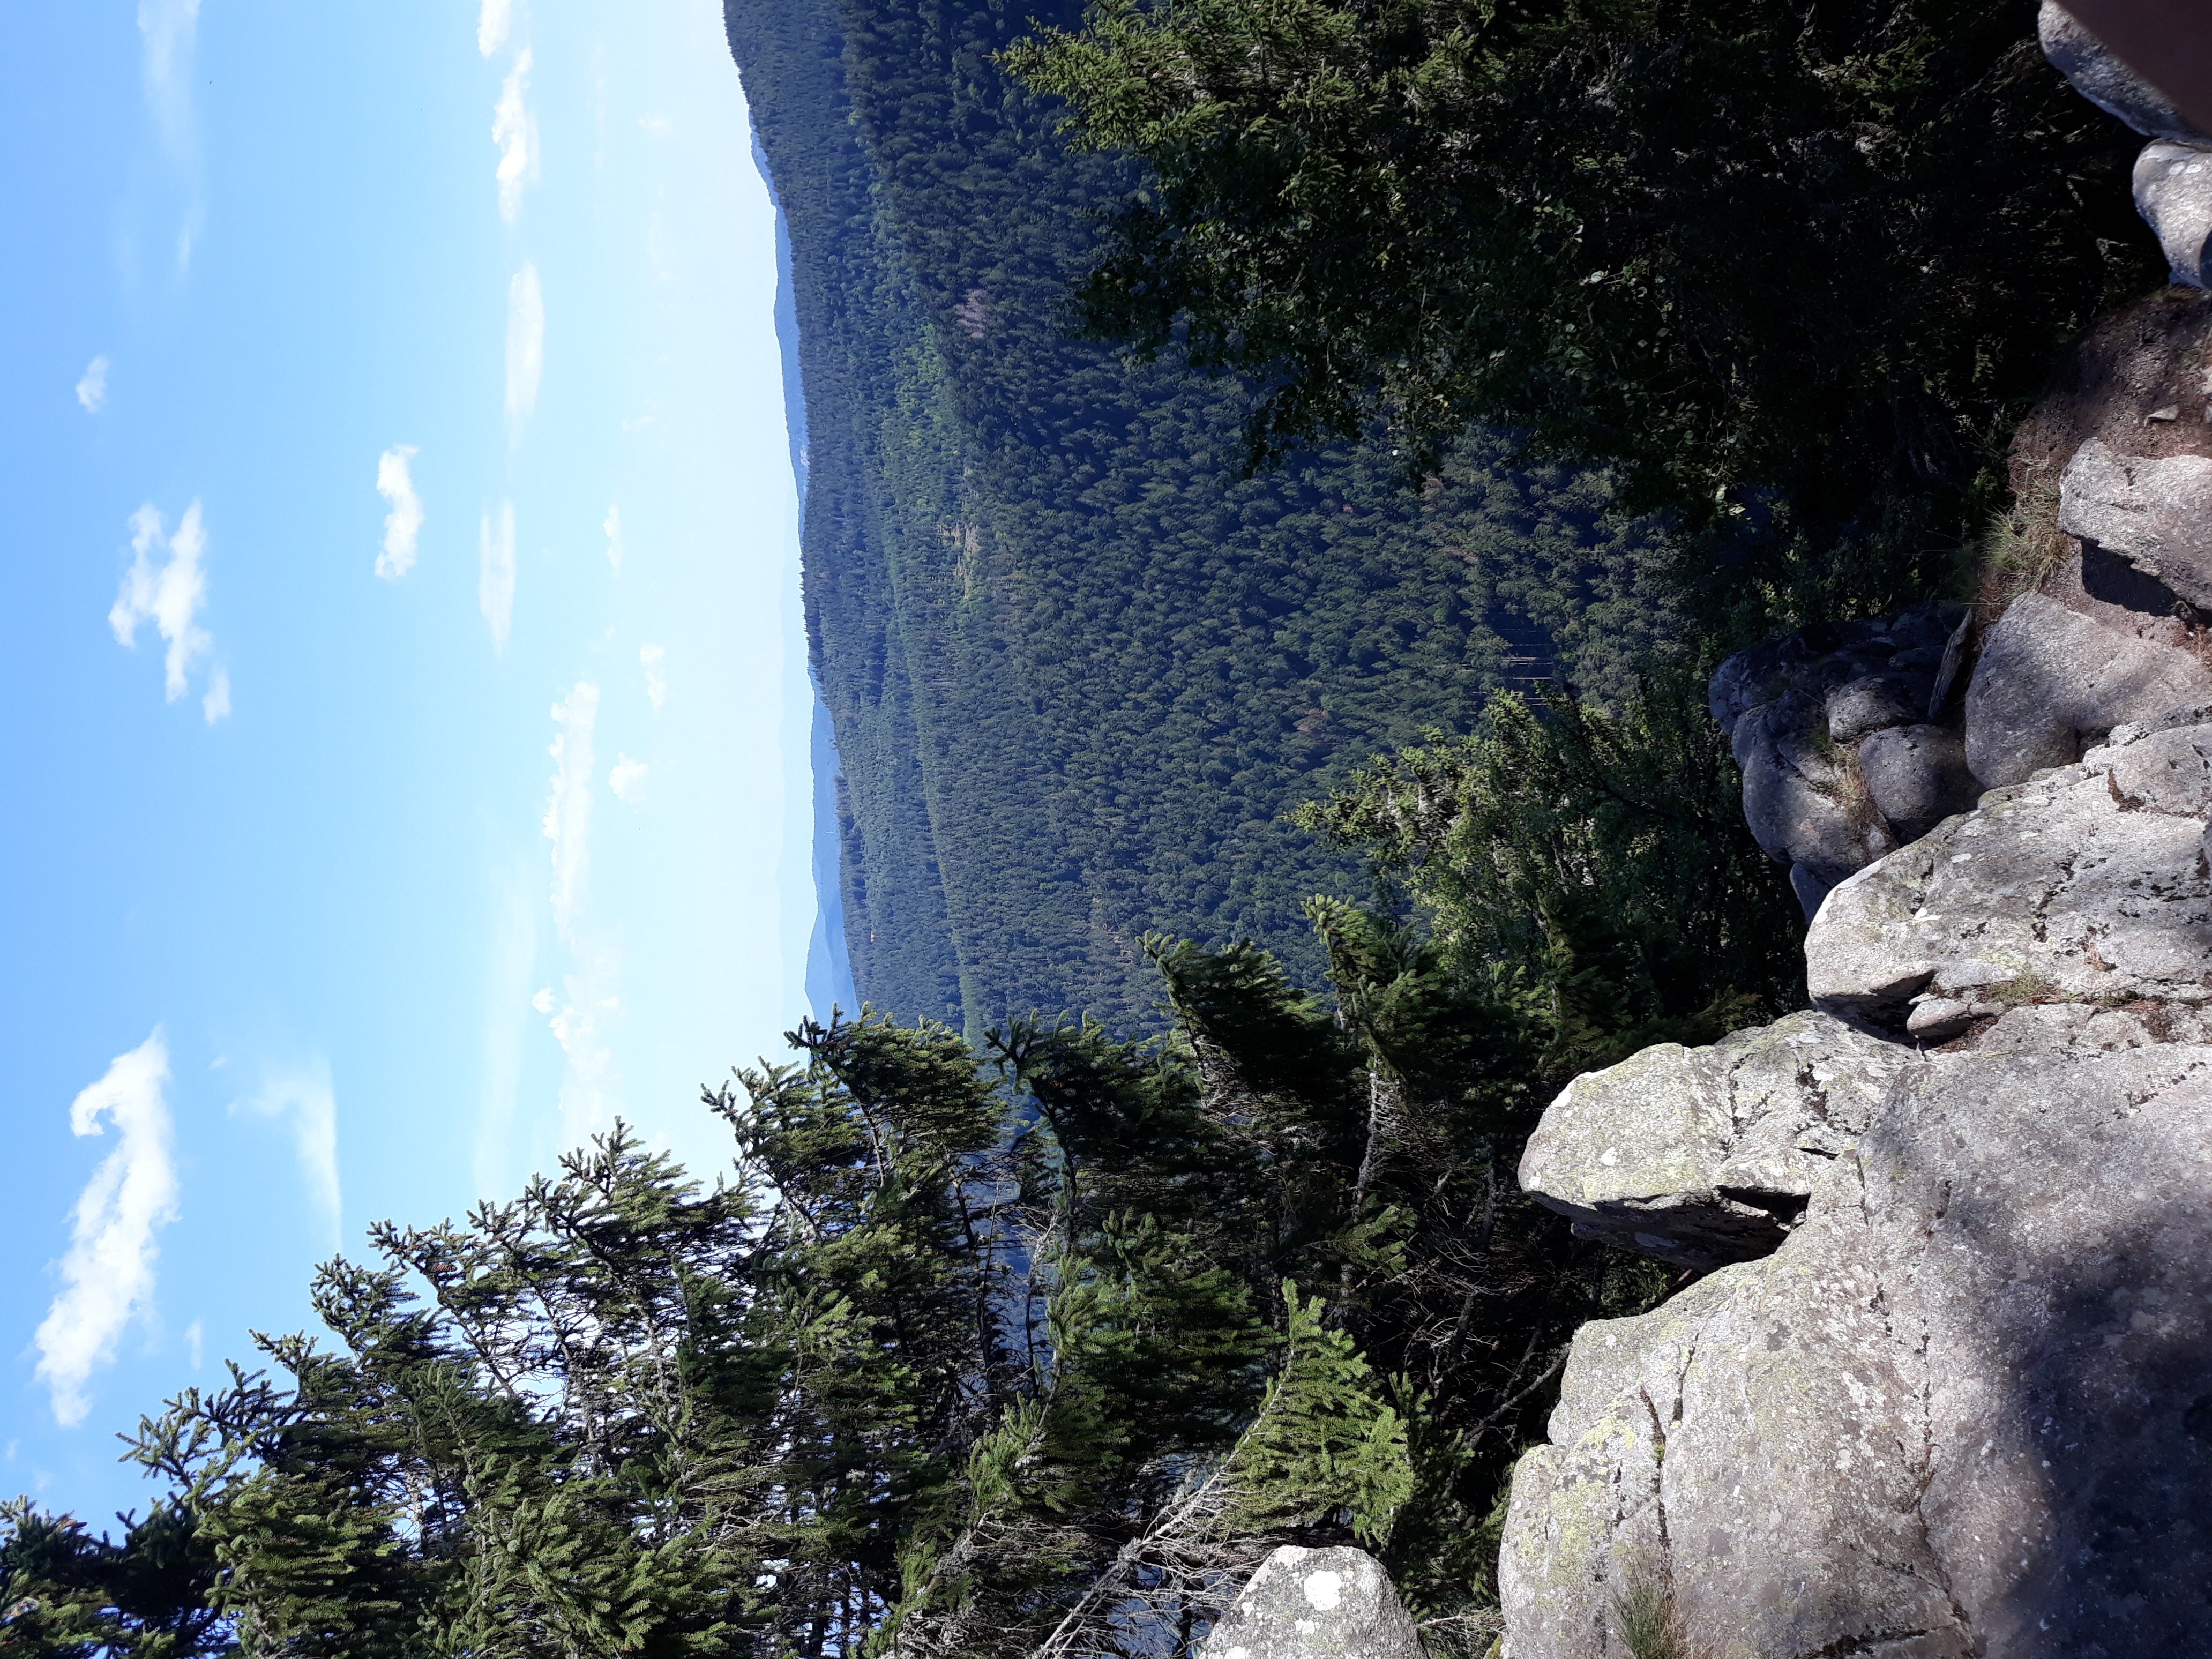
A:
726,0,1687,1036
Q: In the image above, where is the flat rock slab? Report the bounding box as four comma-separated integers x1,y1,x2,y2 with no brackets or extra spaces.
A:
2058,436,2212,611
1809,715,2212,1022
1198,1546,1423,1659
1502,1045,2212,1659
1519,1011,1911,1268
1962,591,2212,788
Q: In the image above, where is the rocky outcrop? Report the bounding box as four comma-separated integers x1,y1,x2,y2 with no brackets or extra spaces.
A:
1708,605,1971,917
1499,46,2212,1653
1810,711,2212,1033
2041,0,2212,287
1517,1012,1910,1269
1503,1042,2212,1658
1961,588,2212,786
1513,633,2212,1654
1196,1546,1423,1659
1508,687,2212,1654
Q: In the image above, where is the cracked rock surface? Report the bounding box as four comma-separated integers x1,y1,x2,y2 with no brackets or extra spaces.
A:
1500,1045,2212,1658
1808,713,2212,1028
1518,1011,1910,1269
1195,1545,1423,1659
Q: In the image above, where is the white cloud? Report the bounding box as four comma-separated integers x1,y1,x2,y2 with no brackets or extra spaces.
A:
476,0,513,57
609,756,647,802
110,500,216,706
603,503,624,574
640,643,667,711
201,664,230,724
34,1030,181,1429
544,681,600,933
375,445,423,580
492,50,538,223
183,1318,203,1370
76,356,109,413
479,503,515,653
639,115,672,139
232,1059,341,1250
138,0,203,271
505,261,543,444
540,947,622,1147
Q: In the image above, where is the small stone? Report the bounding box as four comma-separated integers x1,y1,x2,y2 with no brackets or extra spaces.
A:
2148,404,2181,422
1906,997,1977,1040
1197,1546,1423,1659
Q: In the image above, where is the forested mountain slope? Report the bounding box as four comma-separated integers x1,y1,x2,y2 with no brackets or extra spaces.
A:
723,0,1678,1034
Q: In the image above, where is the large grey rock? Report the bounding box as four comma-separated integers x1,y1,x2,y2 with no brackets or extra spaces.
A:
1856,722,1978,841
1507,691,2212,1656
1809,714,2212,1025
1197,1546,1422,1659
1728,697,1890,899
1518,1011,1911,1269
2039,0,2212,146
1709,606,1966,913
2136,139,2212,288
1501,1044,2212,1658
1960,589,2212,787
2059,433,2212,606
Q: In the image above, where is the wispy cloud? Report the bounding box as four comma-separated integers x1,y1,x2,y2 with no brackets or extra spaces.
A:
232,1059,341,1250
138,0,204,272
640,643,667,712
479,503,516,654
375,446,424,580
505,261,543,444
492,50,538,224
609,756,647,802
544,682,600,932
475,860,537,1199
76,356,109,413
34,1030,181,1429
603,504,624,574
534,946,622,1148
111,500,222,712
201,665,230,725
183,1319,203,1370
476,0,514,57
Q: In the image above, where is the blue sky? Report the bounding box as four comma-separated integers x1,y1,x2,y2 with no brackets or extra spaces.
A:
0,1,815,1525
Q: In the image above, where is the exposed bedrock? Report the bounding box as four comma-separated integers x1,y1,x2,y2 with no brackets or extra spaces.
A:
1810,712,2212,1033
1516,1011,1909,1270
1502,1044,2212,1658
1508,694,2212,1653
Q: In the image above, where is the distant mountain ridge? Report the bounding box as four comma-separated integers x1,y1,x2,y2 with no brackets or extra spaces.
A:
723,0,1678,1035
